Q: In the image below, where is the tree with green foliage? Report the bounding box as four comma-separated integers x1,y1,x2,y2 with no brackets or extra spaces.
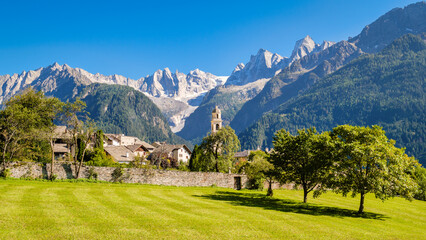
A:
189,144,215,172
270,128,335,203
244,150,273,190
76,120,96,179
199,126,240,173
60,99,87,178
94,130,104,151
41,100,64,180
189,145,203,171
0,89,62,177
85,148,115,167
131,155,148,168
413,165,426,201
330,125,418,213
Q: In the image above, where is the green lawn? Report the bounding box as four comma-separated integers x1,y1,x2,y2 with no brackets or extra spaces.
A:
0,179,425,240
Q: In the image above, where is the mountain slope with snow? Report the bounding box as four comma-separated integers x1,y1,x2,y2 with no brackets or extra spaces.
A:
225,49,288,86
0,63,225,132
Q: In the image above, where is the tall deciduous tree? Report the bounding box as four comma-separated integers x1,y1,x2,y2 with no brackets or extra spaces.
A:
244,151,273,190
60,99,87,177
0,89,62,173
76,120,96,179
270,128,334,203
199,126,240,173
94,130,104,151
330,125,418,213
189,145,206,171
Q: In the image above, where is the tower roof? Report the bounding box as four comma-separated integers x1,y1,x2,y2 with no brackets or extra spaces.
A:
212,106,221,114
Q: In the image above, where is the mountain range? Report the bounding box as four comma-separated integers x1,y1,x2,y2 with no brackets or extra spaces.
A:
239,34,426,164
179,1,426,165
0,63,226,132
0,1,425,164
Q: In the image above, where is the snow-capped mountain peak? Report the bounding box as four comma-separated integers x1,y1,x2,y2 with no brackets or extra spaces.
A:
233,63,245,73
290,35,319,61
315,40,336,52
225,49,287,86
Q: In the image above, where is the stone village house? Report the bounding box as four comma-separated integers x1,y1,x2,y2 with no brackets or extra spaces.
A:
150,144,192,163
103,134,192,164
52,126,72,160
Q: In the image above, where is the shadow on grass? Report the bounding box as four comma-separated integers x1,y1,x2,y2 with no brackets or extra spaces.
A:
194,191,387,220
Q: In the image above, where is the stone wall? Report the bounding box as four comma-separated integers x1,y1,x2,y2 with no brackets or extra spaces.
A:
263,181,296,190
5,162,248,189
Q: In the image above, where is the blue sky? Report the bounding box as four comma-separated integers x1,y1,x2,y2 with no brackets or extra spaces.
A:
0,0,420,78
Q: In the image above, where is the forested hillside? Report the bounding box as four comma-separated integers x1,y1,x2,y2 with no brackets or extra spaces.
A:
77,83,188,144
239,34,426,164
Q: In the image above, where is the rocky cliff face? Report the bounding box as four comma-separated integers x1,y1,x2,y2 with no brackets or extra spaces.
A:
225,49,288,86
224,36,336,87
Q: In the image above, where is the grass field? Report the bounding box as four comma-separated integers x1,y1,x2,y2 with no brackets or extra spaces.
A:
0,179,425,240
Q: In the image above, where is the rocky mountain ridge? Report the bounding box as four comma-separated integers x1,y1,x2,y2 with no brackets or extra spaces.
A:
239,34,426,164
225,35,335,87
349,1,426,53
0,63,226,132
177,34,338,142
178,1,426,146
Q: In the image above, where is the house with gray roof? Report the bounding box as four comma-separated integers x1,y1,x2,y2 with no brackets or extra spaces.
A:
104,146,134,164
151,144,192,163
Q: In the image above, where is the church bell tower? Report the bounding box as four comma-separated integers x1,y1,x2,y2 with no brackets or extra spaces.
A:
211,106,222,134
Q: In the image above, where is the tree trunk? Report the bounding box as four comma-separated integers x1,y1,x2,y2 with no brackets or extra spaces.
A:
358,191,365,214
73,141,78,178
267,180,273,197
76,145,88,179
2,140,9,170
303,184,308,203
215,161,219,173
49,139,55,180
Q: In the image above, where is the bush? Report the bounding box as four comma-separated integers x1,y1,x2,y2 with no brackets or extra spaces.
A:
0,168,11,178
85,148,116,167
247,178,264,191
88,167,98,180
178,161,190,171
244,154,273,190
156,157,178,170
414,166,426,201
112,167,124,182
50,174,57,181
130,155,149,168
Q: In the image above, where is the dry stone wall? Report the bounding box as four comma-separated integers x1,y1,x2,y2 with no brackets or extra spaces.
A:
6,162,248,189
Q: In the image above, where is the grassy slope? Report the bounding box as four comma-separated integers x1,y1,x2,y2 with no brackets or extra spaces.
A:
0,179,425,240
